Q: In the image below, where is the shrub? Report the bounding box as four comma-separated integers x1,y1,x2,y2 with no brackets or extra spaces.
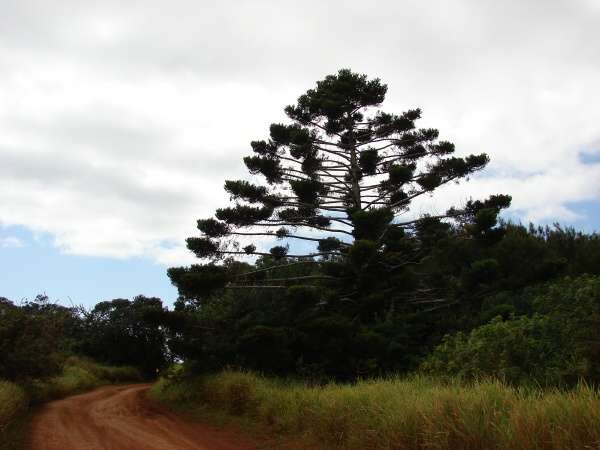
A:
0,299,64,381
422,275,600,386
420,315,575,386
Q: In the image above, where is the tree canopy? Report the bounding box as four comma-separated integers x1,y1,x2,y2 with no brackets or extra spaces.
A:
169,69,511,305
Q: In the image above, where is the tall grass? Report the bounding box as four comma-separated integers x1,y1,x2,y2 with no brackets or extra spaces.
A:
0,381,27,431
150,370,600,450
0,381,28,450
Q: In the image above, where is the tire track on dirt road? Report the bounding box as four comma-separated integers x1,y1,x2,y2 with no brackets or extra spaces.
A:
27,384,256,450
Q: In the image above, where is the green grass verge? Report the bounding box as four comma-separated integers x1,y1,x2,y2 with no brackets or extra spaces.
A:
149,370,600,450
27,356,142,404
0,356,142,450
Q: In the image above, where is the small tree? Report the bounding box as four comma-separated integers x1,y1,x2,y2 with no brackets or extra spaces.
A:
169,69,510,304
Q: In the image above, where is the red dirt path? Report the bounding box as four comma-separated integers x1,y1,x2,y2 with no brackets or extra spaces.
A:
27,384,256,450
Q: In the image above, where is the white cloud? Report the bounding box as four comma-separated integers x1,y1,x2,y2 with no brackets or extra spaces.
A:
0,236,25,248
0,0,599,265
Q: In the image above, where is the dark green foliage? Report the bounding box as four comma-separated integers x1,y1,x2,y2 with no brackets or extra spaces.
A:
415,172,442,190
237,326,294,373
250,140,277,156
423,276,600,386
269,123,313,160
224,180,268,203
318,237,343,252
167,221,600,381
351,208,394,240
289,179,327,206
358,149,379,174
463,258,500,287
306,214,331,227
433,154,490,179
372,110,419,137
269,246,289,260
431,140,455,155
533,275,600,382
464,194,513,215
0,297,65,380
79,296,169,376
388,163,415,185
215,204,273,226
284,69,387,133
276,208,332,228
167,265,230,299
348,240,378,267
186,237,219,258
243,155,282,184
197,218,229,237
277,208,308,224
0,293,167,382
243,244,256,254
275,227,289,238
285,286,320,310
402,144,428,160
389,190,408,206
301,153,321,176
421,315,570,385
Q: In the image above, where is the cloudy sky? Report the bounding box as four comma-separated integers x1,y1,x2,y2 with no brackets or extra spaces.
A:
1,0,599,306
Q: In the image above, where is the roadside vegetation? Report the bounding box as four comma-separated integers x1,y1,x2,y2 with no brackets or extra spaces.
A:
0,381,27,450
150,370,600,450
0,294,154,449
0,357,140,450
26,356,141,404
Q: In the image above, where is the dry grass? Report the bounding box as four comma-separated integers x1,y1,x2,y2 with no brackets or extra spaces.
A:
150,370,600,450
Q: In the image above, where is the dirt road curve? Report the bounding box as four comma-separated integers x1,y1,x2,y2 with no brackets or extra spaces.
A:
27,384,255,450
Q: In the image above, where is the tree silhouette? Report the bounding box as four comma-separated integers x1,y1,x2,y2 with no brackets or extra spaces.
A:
169,69,510,300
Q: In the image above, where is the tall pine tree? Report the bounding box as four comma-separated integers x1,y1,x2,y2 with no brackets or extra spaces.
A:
169,69,510,305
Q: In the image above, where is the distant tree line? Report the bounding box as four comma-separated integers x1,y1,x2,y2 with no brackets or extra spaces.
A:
165,222,600,384
2,222,599,385
0,294,170,381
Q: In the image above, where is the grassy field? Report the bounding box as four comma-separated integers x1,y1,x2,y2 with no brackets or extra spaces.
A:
150,370,600,450
0,356,141,450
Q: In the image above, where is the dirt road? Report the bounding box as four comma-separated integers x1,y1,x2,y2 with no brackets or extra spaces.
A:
27,384,255,450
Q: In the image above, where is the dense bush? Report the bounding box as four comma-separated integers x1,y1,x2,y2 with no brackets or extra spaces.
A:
420,315,573,385
422,275,600,386
0,296,67,381
78,296,170,376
